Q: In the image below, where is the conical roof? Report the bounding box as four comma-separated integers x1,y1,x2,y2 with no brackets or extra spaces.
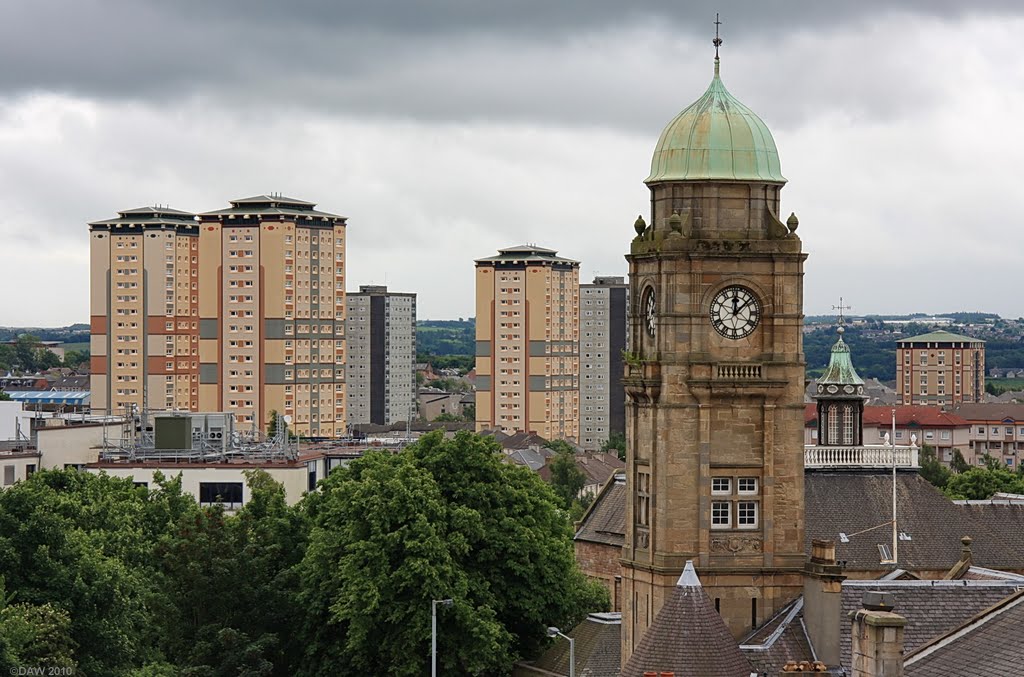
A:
647,58,785,184
818,327,865,387
621,561,754,677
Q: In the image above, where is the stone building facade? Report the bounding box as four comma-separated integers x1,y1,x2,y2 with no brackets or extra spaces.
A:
620,54,807,656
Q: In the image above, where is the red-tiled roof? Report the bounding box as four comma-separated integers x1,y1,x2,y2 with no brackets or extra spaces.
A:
804,404,967,428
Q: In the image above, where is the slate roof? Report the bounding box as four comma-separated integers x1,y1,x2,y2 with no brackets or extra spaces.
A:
506,448,549,472
904,590,1024,676
952,402,1024,423
540,452,624,486
578,468,1024,574
574,472,626,547
805,471,1024,572
739,598,816,676
621,562,753,677
839,580,1022,670
515,612,622,677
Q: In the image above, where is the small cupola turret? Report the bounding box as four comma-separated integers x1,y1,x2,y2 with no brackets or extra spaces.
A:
814,325,867,446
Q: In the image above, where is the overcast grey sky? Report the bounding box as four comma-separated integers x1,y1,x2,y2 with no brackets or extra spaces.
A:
3,1,1023,325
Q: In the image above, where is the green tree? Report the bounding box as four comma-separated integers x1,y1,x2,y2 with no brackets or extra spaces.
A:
0,392,9,402
0,469,161,674
600,432,627,461
13,335,40,372
918,445,951,490
63,349,90,369
0,345,14,372
297,431,607,676
34,349,61,370
0,578,76,670
950,449,970,474
943,465,1024,500
153,470,304,675
544,439,575,455
549,451,587,509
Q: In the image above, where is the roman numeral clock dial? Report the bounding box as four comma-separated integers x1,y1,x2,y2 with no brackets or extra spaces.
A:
710,285,760,339
643,287,657,339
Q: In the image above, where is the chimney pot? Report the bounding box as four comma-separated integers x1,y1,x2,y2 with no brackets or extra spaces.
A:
811,539,836,564
862,590,896,612
643,673,657,677
660,673,675,677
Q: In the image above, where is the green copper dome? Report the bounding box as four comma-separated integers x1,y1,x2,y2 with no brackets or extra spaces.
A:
818,329,865,387
646,59,786,184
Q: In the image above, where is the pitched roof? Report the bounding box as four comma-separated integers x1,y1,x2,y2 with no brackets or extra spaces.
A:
515,612,622,677
904,590,1024,676
897,330,984,345
575,452,625,485
506,448,548,472
952,402,1024,423
804,404,967,428
621,561,754,677
574,472,626,547
805,471,1024,571
739,597,815,675
840,581,1022,671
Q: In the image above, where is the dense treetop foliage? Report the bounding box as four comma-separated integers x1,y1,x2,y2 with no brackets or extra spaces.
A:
0,431,606,676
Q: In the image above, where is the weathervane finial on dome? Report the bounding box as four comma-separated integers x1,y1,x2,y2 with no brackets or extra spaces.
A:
713,13,723,60
832,297,852,335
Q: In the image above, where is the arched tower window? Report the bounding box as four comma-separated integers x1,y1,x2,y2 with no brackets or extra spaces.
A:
827,404,840,444
842,405,854,445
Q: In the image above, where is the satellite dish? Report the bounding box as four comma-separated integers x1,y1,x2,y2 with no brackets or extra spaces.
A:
282,415,292,425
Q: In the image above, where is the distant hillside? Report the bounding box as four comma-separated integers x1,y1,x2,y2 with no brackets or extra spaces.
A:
0,324,90,343
417,319,474,356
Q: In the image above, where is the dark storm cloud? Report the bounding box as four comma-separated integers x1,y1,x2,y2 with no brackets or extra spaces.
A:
4,0,1022,125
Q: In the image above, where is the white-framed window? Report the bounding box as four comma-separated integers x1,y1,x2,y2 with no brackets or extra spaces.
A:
941,430,951,440
737,501,759,529
711,501,731,528
712,477,731,495
738,477,758,495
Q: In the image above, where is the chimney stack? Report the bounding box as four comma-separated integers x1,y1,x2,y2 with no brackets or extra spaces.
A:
803,539,846,667
849,591,906,677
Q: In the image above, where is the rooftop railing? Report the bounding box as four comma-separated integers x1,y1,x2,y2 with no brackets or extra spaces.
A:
804,444,919,469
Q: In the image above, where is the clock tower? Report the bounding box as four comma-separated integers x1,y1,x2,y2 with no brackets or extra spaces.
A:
621,50,807,655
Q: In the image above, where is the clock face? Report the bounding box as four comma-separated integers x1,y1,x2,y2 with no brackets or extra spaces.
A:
710,286,760,339
643,288,656,338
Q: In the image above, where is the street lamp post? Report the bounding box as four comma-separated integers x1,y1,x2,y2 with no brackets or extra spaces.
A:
546,626,575,677
431,598,453,677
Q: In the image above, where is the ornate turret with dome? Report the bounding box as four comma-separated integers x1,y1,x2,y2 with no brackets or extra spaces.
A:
815,325,868,447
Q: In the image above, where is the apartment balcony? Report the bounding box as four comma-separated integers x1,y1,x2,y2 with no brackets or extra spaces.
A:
804,444,920,470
